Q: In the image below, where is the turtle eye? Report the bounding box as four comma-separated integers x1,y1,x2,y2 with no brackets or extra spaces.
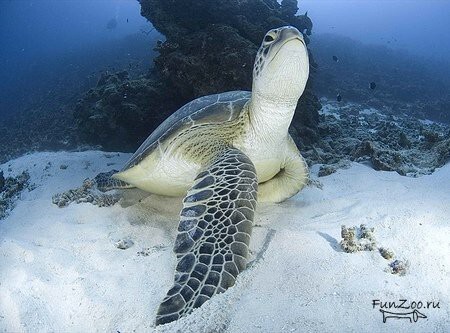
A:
264,34,275,43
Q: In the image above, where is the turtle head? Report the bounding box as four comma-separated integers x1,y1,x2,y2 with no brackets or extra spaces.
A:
252,26,309,105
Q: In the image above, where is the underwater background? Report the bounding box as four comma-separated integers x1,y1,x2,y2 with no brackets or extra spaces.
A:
1,1,450,332
1,0,449,164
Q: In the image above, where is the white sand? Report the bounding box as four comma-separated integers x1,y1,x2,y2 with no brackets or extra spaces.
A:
0,151,449,332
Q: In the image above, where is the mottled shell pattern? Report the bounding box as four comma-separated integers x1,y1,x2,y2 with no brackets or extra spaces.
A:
121,91,251,171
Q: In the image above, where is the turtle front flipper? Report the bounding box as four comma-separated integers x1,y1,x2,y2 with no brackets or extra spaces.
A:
94,170,134,192
258,136,309,203
156,148,258,326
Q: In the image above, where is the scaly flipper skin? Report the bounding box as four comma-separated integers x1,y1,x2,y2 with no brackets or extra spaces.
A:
155,148,258,325
94,170,134,192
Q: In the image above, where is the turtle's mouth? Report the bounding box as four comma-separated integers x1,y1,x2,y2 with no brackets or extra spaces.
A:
271,36,305,61
281,36,304,47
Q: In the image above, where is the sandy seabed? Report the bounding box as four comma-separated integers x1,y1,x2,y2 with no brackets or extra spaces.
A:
0,150,449,332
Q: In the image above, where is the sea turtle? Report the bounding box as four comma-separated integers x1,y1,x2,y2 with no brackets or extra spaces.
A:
97,26,310,325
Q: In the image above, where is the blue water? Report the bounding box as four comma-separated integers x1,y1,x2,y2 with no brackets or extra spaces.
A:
0,0,152,119
302,0,450,62
0,0,449,130
0,3,449,328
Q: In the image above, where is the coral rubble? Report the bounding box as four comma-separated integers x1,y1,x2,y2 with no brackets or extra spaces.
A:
114,239,135,250
0,171,31,220
137,244,168,257
340,224,376,253
305,101,450,177
52,178,119,208
340,224,409,275
379,247,395,260
386,259,409,276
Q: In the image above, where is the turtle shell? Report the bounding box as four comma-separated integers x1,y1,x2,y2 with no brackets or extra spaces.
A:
121,90,251,171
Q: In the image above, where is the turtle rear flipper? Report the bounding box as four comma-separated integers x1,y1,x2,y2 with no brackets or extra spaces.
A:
94,170,134,192
156,148,258,325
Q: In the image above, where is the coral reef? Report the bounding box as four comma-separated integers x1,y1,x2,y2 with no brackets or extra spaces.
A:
140,0,317,99
74,0,321,150
312,34,450,124
0,105,80,165
52,178,119,208
304,100,450,177
0,171,4,191
74,71,179,151
0,32,155,164
0,171,31,220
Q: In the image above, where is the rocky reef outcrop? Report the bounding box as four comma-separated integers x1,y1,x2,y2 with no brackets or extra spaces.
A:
140,0,315,98
73,0,321,151
74,71,179,151
304,100,450,177
311,34,450,124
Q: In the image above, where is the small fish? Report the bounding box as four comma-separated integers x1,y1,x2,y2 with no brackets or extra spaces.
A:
106,18,117,30
332,55,338,62
370,82,376,90
127,18,129,23
336,93,342,102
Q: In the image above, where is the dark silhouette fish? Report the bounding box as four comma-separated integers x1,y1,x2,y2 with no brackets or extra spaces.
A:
332,55,339,62
370,82,376,89
336,93,342,102
106,18,117,30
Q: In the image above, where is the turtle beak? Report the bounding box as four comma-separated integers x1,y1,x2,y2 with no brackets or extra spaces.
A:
269,26,306,61
279,26,305,46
